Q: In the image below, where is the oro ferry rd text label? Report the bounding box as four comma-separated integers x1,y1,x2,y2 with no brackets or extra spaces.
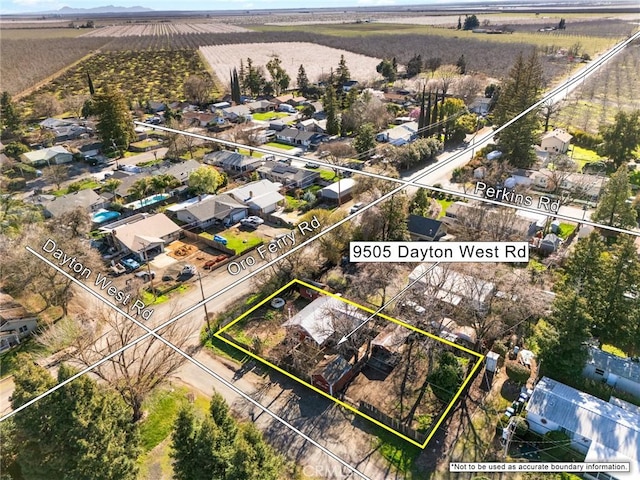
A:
350,241,529,263
42,238,155,320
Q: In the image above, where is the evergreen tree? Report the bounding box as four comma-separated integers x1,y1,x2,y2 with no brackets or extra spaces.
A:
189,165,224,195
430,91,440,138
87,72,95,95
406,54,423,77
561,231,605,300
592,164,637,228
231,68,241,104
456,54,467,74
463,14,480,30
599,110,640,167
11,360,139,480
353,123,376,155
558,18,566,29
539,291,592,384
170,408,198,480
228,424,281,480
238,58,245,87
336,54,350,85
0,91,20,133
323,82,341,135
457,16,462,30
93,86,136,151
417,87,427,138
296,64,309,93
493,50,543,168
376,58,397,83
597,235,640,348
210,392,237,442
411,188,431,216
242,58,266,97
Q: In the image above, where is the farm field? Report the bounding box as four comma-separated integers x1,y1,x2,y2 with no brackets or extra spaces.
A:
252,23,622,56
0,37,108,95
200,42,383,86
554,43,640,133
21,49,216,114
80,22,250,37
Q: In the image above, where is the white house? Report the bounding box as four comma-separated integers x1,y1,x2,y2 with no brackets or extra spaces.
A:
21,146,73,166
409,264,496,314
282,295,367,346
0,292,39,352
376,121,418,146
43,189,105,218
228,179,284,215
526,376,640,479
319,178,356,203
204,150,263,174
583,346,640,399
540,128,573,154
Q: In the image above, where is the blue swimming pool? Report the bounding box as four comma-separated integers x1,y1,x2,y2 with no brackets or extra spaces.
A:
92,210,121,224
124,193,170,210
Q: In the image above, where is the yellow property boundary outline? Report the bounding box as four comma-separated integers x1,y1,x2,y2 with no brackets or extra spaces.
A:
214,278,485,449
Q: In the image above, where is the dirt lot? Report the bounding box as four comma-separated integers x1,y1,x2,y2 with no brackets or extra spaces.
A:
166,238,230,274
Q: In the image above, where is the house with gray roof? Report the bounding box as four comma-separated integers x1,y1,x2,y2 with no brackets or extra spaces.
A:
21,146,73,166
43,189,105,218
583,347,640,399
526,376,640,479
174,194,247,228
0,291,38,352
275,128,323,148
204,150,263,174
228,179,284,215
256,161,319,189
246,100,275,113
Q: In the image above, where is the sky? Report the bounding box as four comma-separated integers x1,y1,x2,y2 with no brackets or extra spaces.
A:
2,0,480,15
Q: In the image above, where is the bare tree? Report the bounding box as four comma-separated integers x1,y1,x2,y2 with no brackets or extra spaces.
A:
321,141,356,178
436,65,460,96
71,304,197,422
540,98,559,132
453,75,482,102
63,94,90,119
183,75,214,106
48,164,69,190
33,93,62,118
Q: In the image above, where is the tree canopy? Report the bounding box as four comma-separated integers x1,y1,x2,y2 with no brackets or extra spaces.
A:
599,110,640,167
591,164,637,229
93,86,136,151
189,166,224,196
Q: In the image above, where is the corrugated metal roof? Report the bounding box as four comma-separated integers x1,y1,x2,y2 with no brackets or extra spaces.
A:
587,347,640,384
526,377,640,468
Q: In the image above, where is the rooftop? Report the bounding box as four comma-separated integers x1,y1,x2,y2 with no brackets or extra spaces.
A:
587,347,640,384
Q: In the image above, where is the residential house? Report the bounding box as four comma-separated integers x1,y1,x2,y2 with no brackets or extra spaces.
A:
276,128,324,148
468,97,492,116
368,324,410,373
21,146,73,166
540,128,573,154
409,264,496,314
173,194,248,228
407,214,446,241
228,179,284,215
183,111,219,128
204,150,262,174
376,121,418,146
146,101,166,113
114,160,199,199
310,101,325,120
50,123,90,143
443,201,537,240
257,161,319,189
289,96,307,106
296,119,327,134
530,169,607,202
272,94,294,105
0,292,39,352
245,100,275,113
99,213,182,260
222,105,252,122
539,233,562,253
526,376,640,479
282,295,367,346
320,178,356,203
583,346,640,399
211,101,231,110
342,80,359,92
114,171,151,199
311,354,355,396
43,189,105,218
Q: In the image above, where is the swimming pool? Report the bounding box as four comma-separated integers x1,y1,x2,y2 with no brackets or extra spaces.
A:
92,210,121,224
124,193,170,210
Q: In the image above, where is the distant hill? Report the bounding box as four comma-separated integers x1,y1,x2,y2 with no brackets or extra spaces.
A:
42,5,154,15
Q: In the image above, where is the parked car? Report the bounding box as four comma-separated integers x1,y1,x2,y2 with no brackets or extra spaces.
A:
240,216,264,229
179,264,197,278
349,202,364,214
135,270,156,282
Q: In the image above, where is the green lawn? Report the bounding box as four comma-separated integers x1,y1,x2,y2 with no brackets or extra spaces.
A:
201,230,262,254
265,142,295,150
251,112,288,121
556,223,576,239
129,139,161,150
52,178,101,196
285,195,305,210
569,145,605,171
436,199,454,218
319,169,337,181
370,425,422,479
237,148,264,158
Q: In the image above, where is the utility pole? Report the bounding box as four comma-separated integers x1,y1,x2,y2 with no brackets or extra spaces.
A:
503,416,515,459
197,270,211,332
